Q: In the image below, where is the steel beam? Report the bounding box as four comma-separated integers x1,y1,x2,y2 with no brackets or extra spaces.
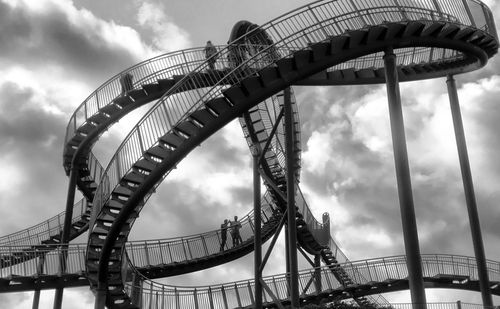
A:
314,254,322,293
447,75,493,307
253,147,263,309
284,87,300,308
54,159,79,308
384,48,427,309
94,284,106,309
32,290,40,309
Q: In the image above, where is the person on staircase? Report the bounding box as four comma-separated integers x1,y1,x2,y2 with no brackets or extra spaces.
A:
219,219,229,251
119,72,134,96
204,40,218,70
230,216,243,246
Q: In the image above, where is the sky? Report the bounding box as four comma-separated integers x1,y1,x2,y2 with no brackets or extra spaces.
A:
0,0,499,308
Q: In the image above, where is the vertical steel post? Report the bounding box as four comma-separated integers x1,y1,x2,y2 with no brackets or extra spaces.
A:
285,224,291,297
32,290,41,309
383,48,426,309
95,284,107,309
130,272,143,307
447,75,493,307
253,147,263,309
54,165,78,309
314,254,322,293
33,253,46,309
284,87,300,308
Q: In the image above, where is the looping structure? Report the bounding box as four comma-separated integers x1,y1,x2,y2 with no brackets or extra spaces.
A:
0,0,498,308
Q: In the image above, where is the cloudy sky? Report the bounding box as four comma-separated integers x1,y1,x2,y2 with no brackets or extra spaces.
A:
0,0,500,308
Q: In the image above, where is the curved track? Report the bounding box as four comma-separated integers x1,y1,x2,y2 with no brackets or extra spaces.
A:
0,0,498,308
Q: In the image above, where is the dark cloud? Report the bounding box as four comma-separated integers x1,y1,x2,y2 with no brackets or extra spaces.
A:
0,81,69,235
0,82,64,146
0,1,143,87
296,84,377,143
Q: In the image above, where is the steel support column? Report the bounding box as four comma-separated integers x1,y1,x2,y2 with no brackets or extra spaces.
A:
253,147,263,309
54,164,79,309
284,87,300,308
447,75,493,307
384,48,426,309
314,254,322,293
32,290,41,309
95,284,107,309
130,272,143,307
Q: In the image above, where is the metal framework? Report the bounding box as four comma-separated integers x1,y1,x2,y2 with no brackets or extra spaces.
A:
0,0,498,308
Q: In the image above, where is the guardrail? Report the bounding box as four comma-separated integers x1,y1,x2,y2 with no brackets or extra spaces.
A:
88,0,497,237
0,152,103,248
64,47,227,151
0,244,86,278
125,254,500,308
125,192,280,268
0,198,89,247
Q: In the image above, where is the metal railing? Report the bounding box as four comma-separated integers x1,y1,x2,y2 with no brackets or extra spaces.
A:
125,192,280,269
88,0,497,234
125,254,500,309
81,1,497,303
326,46,464,76
0,243,86,278
64,46,230,150
239,89,331,245
0,198,89,247
0,153,103,248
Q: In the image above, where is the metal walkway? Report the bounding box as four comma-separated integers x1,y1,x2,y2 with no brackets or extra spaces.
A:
0,0,498,308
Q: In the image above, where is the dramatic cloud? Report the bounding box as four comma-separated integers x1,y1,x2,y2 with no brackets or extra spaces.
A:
1,0,500,307
0,0,155,87
135,1,191,52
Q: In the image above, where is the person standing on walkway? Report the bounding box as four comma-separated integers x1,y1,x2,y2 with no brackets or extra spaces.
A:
231,216,243,246
205,40,218,70
220,219,229,251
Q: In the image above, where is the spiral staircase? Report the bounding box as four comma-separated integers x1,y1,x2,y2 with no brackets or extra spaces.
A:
0,0,498,308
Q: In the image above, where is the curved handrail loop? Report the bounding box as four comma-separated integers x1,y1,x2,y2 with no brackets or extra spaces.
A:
84,0,497,307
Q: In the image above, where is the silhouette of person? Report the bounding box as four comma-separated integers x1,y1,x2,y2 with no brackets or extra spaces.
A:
120,72,133,96
220,219,229,251
230,216,243,246
204,40,218,70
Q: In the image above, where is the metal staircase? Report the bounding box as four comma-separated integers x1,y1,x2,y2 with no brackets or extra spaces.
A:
0,0,497,308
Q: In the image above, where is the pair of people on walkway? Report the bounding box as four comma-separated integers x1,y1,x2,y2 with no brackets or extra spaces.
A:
219,216,243,251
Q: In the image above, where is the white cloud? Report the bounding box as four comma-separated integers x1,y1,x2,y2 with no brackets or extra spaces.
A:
136,1,191,52
302,130,334,175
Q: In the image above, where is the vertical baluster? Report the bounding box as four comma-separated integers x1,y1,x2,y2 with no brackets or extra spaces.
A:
208,286,215,309
174,287,180,309
181,239,188,261
247,281,255,306
201,235,209,256
194,288,199,309
234,283,242,308
148,281,153,309
167,242,173,263
221,286,229,309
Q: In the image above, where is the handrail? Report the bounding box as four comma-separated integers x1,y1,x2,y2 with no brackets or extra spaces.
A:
123,254,500,308
1,251,499,285
82,0,497,304
0,243,87,278
88,0,497,231
64,46,222,155
0,198,86,247
125,191,280,268
0,151,104,248
239,89,330,242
